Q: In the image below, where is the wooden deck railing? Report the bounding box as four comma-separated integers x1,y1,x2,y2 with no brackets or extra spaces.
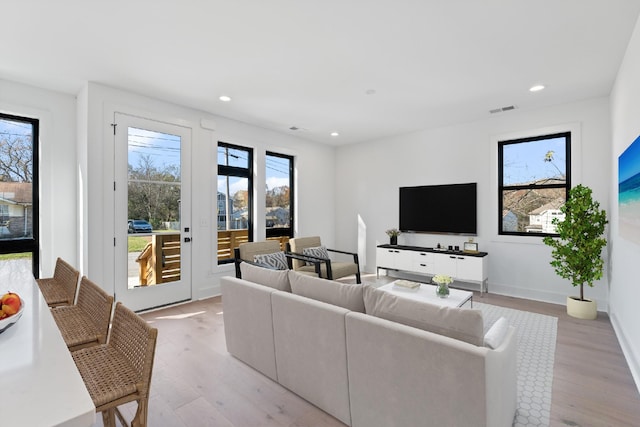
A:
137,231,292,283
217,229,290,261
218,229,250,260
136,233,181,285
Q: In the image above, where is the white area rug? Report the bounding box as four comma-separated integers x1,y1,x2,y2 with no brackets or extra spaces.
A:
475,302,558,427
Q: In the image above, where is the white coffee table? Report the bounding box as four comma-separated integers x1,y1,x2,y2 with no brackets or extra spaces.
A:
378,280,473,308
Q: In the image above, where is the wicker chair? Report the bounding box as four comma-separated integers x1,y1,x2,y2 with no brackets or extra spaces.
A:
288,236,362,283
72,302,158,427
36,257,81,307
51,276,114,352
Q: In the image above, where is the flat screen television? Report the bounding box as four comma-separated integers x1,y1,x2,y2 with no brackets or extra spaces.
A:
399,183,477,235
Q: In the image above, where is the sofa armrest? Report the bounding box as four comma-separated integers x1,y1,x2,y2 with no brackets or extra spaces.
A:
484,326,518,427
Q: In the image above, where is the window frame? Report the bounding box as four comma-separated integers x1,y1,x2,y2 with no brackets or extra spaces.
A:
217,141,253,264
265,151,294,239
0,112,40,275
498,131,571,237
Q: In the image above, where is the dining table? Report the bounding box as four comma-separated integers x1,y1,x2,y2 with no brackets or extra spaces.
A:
0,259,96,427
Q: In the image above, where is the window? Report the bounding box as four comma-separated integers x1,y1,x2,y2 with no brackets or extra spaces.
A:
498,132,571,236
0,113,39,273
217,142,253,263
266,152,293,242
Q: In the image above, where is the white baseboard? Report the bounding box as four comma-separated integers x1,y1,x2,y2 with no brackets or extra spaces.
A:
484,282,610,312
609,311,640,395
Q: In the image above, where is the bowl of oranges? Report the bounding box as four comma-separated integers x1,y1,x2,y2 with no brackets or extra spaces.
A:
0,292,24,333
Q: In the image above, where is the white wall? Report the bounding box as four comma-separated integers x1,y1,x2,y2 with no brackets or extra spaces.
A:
610,14,640,392
78,82,336,299
0,79,77,277
336,97,611,309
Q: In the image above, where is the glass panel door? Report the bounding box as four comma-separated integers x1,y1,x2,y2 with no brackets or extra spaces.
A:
114,113,191,311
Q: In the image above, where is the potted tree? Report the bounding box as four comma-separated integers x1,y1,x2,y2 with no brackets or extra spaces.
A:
542,184,608,319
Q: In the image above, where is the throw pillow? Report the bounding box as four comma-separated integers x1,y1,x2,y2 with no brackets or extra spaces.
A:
483,316,509,349
302,245,330,266
253,251,289,270
363,285,484,346
240,261,291,292
288,271,365,312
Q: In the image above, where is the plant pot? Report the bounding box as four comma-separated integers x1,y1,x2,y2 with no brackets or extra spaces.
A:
566,296,597,320
390,236,397,245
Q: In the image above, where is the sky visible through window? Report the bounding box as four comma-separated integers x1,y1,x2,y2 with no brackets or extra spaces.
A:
216,147,290,196
0,118,32,140
128,127,180,173
265,155,290,190
502,136,566,185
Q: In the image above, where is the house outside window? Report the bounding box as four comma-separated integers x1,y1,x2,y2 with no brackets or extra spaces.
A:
217,142,253,263
498,132,571,236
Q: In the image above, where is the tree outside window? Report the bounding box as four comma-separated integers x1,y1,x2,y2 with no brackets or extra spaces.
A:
498,132,571,236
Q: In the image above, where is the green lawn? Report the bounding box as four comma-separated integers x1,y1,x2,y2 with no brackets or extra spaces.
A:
0,252,32,261
0,237,152,259
128,235,151,252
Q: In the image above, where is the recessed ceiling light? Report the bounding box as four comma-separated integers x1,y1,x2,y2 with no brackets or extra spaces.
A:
330,132,339,137
529,85,545,92
219,95,232,102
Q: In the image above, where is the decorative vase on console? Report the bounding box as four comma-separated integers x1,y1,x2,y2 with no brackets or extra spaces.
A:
386,228,400,246
432,274,453,298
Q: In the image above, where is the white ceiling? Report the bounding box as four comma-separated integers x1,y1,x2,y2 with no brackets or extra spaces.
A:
2,1,640,146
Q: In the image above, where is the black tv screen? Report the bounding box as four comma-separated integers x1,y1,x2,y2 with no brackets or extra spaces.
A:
399,183,477,235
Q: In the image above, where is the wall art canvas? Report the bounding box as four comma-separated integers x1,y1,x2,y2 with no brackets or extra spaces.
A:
619,135,640,244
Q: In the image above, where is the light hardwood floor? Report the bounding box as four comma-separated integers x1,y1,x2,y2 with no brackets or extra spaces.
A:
91,274,640,427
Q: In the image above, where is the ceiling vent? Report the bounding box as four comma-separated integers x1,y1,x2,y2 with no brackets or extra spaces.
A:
489,105,518,114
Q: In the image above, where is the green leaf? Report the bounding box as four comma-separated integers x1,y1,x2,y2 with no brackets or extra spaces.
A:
542,184,608,299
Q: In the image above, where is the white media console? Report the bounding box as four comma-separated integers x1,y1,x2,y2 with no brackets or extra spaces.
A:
376,244,489,295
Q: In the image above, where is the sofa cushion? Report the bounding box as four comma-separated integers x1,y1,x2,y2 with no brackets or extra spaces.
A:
253,251,288,270
272,292,352,425
363,285,483,346
240,261,291,292
288,271,365,312
484,316,509,349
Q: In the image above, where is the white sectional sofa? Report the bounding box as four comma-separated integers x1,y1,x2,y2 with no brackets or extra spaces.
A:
221,263,517,427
